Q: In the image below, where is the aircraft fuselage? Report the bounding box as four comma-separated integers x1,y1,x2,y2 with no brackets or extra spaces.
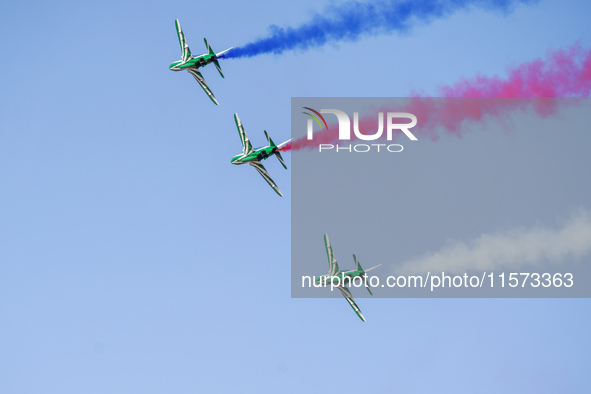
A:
169,54,215,71
316,270,363,285
231,146,278,165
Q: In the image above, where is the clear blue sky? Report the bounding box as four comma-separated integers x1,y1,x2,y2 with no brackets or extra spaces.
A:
1,1,590,392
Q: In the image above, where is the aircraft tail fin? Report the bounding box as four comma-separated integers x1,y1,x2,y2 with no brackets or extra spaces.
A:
204,38,232,78
353,254,363,272
265,131,288,170
354,254,381,296
205,37,215,57
264,130,274,147
213,58,224,78
276,138,291,170
275,151,287,170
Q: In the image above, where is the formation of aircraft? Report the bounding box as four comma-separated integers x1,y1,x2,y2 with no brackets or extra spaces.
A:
316,234,381,322
169,20,290,196
170,21,376,319
231,114,290,197
169,19,232,105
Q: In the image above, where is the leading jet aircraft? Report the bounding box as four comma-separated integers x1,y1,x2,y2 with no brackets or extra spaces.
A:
169,19,232,105
231,113,290,197
316,234,381,322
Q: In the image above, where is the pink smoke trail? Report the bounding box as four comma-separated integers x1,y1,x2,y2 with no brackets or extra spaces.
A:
284,44,591,151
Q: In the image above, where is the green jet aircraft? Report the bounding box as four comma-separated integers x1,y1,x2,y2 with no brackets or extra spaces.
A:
316,234,381,322
231,113,291,197
169,19,232,105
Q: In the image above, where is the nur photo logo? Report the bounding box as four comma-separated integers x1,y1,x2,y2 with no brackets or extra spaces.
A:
303,107,418,152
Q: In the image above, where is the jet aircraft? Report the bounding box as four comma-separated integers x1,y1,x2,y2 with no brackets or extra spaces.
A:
169,19,232,105
231,113,290,197
316,234,381,322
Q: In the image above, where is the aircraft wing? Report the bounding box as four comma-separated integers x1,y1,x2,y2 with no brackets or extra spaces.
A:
187,69,219,105
337,285,366,322
175,19,192,62
324,234,341,276
234,114,253,155
249,160,283,197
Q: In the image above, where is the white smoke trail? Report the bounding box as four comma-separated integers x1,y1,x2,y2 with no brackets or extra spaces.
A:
397,209,591,274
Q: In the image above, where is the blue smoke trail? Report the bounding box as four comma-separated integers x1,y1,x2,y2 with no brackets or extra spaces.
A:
223,0,535,59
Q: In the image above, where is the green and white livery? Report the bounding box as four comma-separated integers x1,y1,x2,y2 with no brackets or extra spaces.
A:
316,234,381,322
169,19,232,105
231,113,290,197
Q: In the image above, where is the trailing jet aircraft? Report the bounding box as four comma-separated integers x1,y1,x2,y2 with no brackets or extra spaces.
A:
169,19,232,105
231,113,290,197
316,234,381,322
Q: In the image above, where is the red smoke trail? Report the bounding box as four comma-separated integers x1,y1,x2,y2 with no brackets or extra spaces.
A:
284,45,591,151
440,45,591,97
